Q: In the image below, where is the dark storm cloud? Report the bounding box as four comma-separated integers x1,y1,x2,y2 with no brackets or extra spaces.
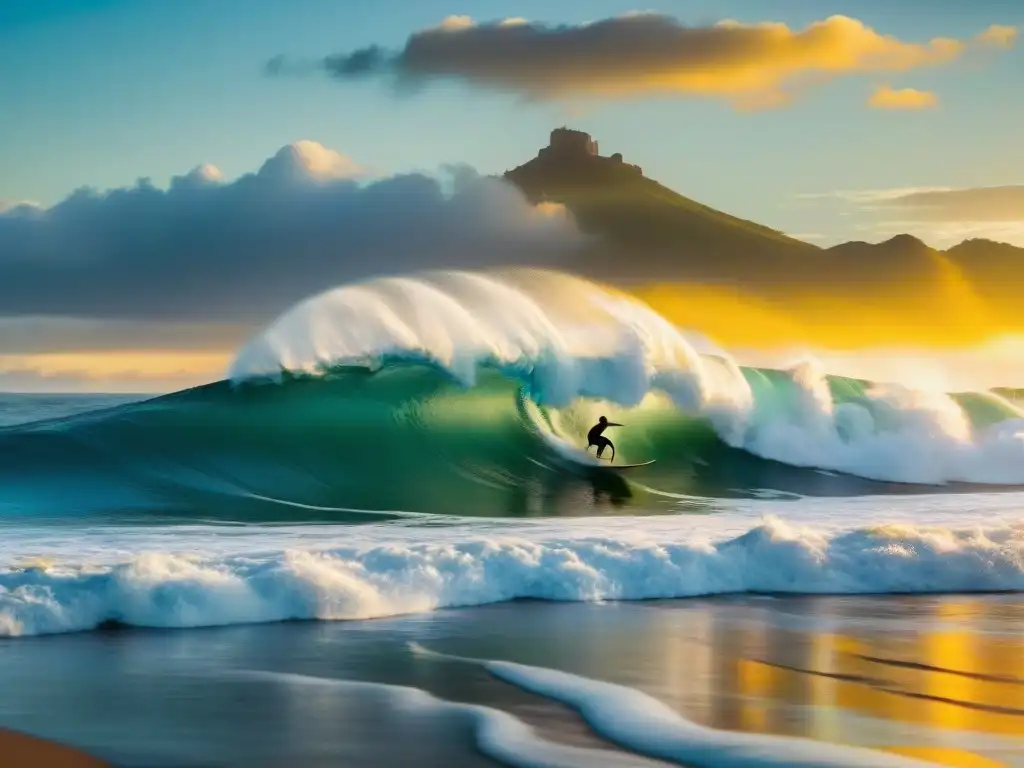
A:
0,141,583,325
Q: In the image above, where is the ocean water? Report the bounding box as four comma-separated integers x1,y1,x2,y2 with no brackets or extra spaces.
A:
1,269,1022,766
0,393,145,428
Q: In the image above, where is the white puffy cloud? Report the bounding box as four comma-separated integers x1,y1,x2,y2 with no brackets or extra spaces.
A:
255,141,367,182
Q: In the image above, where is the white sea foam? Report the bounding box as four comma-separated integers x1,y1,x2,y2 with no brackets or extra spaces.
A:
228,269,1024,485
232,670,672,768
411,645,938,767
2,503,1022,637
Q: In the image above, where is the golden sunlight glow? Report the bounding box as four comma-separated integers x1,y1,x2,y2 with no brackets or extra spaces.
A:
632,276,1019,350
0,350,231,390
722,602,1024,765
884,748,1009,767
629,274,1024,390
580,19,960,103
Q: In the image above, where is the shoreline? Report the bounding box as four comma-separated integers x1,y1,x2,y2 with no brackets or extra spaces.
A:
1,595,1021,766
0,728,109,768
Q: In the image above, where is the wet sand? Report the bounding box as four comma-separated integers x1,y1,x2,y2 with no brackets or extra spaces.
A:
0,728,109,768
0,595,1021,766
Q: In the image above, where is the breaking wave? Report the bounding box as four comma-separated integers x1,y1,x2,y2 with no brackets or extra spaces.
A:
3,515,1023,637
232,268,1024,486
0,268,1022,523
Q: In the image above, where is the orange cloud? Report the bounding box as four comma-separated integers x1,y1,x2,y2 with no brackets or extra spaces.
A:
976,24,1019,48
292,14,1017,108
868,84,938,110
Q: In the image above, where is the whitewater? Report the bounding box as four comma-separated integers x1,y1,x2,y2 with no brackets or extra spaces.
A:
3,498,1024,637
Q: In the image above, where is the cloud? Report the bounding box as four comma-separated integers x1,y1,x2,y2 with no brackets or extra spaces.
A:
274,14,1016,107
976,24,1018,48
798,186,955,203
258,140,367,181
0,317,246,354
0,141,584,327
799,184,1024,247
867,84,938,110
881,186,1024,222
0,199,41,214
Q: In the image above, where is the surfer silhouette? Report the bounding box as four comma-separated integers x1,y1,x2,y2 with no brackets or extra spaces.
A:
587,416,623,462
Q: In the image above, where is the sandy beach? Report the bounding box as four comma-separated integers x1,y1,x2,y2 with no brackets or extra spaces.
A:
1,728,109,768
1,594,1022,766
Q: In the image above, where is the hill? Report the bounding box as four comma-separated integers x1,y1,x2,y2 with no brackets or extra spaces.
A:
504,128,817,284
503,129,1024,302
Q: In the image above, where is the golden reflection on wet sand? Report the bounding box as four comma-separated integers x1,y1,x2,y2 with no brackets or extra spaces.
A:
674,596,1023,767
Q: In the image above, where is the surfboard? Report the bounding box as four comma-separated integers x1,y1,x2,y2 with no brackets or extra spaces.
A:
596,460,656,470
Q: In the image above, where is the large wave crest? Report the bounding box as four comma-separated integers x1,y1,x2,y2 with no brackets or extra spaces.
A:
230,269,1024,486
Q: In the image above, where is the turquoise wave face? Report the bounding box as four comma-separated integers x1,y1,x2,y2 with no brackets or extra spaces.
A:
0,362,1021,523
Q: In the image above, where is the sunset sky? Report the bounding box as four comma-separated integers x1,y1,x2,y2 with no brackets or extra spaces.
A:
1,0,1021,391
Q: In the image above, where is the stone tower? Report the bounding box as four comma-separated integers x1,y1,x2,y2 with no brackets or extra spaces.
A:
541,127,599,158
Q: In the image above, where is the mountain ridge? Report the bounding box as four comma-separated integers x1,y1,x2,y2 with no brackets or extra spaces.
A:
502,128,1022,291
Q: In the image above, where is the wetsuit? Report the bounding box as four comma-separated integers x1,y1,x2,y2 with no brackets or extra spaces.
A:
587,421,622,459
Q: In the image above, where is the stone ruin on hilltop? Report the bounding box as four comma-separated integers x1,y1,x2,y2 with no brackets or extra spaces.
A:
535,128,643,175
